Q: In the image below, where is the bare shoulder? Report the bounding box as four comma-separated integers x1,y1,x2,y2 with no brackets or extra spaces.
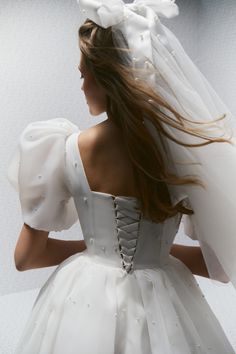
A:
76,120,138,196
78,121,123,154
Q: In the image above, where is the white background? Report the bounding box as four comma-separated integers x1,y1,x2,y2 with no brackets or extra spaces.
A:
0,0,236,352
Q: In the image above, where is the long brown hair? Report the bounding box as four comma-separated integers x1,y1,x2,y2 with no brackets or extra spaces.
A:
78,19,233,223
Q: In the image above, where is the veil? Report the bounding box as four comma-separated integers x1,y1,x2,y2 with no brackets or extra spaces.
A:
78,0,236,291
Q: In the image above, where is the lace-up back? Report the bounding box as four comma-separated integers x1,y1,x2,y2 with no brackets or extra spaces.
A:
65,131,182,273
112,196,142,273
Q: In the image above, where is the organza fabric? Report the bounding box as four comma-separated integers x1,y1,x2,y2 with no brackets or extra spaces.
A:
7,118,235,354
7,118,79,232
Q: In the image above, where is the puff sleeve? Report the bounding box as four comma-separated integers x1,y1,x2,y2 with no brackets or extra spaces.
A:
6,118,80,232
168,185,198,240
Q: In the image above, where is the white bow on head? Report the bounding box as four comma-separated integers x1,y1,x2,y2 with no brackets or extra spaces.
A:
78,0,178,29
78,0,179,74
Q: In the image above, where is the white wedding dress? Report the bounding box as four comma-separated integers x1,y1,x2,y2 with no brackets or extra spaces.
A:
7,118,235,354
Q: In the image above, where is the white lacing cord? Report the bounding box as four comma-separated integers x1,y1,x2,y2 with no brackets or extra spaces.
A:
112,196,142,274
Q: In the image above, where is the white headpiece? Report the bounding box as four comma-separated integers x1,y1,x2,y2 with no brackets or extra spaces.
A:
78,0,236,291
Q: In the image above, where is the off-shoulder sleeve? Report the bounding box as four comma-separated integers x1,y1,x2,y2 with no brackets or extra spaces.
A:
6,118,80,232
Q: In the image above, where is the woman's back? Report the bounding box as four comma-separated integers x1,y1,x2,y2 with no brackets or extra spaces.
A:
77,119,141,199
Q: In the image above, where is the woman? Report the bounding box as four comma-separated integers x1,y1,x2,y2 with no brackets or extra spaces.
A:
7,1,236,353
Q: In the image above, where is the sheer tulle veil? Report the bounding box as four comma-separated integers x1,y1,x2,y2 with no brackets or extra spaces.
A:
78,0,236,292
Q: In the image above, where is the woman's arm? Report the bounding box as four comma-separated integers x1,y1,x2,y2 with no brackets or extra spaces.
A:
170,244,229,283
15,223,49,271
19,238,87,271
15,223,87,271
170,244,209,278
